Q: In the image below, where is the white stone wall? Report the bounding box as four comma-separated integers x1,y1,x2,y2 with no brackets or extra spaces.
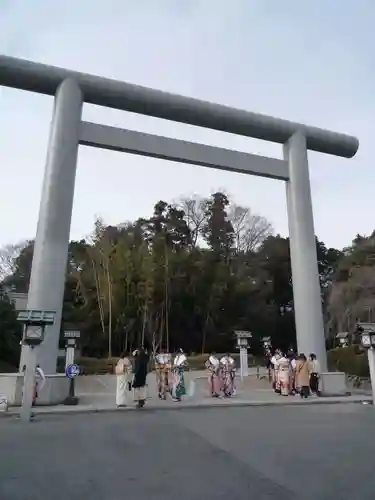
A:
7,292,28,311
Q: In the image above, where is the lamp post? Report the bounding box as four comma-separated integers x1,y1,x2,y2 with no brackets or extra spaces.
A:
64,363,80,406
336,332,349,348
64,330,80,371
358,322,375,406
62,330,81,406
234,331,252,381
17,310,56,422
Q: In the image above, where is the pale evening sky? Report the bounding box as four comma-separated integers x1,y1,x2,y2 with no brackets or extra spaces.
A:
0,0,374,250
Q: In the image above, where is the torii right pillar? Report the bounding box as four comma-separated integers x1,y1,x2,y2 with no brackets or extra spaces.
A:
284,131,327,372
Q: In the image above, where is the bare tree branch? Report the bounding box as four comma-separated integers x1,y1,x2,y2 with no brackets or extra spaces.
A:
228,204,273,253
327,266,375,331
0,241,27,282
178,196,207,247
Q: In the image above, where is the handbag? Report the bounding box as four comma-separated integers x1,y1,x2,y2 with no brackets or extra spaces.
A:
297,362,305,373
115,360,125,375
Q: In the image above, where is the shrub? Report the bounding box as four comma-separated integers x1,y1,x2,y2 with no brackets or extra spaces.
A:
58,356,119,375
71,353,260,375
327,346,369,378
0,360,17,373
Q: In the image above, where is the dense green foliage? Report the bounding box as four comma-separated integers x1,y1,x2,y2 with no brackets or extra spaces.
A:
0,285,22,368
327,346,369,379
1,192,375,377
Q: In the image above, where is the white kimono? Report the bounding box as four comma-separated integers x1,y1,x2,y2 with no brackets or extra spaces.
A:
115,358,132,407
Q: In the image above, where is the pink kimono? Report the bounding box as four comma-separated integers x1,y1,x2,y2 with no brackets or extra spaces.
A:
205,356,221,397
278,357,290,396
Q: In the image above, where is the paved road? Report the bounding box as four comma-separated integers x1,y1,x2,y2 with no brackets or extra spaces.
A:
1,404,374,499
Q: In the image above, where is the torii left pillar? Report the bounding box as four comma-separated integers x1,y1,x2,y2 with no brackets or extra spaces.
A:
19,79,83,374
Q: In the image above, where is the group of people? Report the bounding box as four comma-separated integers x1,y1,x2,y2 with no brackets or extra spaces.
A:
116,346,322,406
115,349,238,407
154,349,188,401
115,347,189,408
205,353,236,398
268,350,321,398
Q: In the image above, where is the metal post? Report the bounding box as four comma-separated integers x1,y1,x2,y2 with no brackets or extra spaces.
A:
239,348,244,383
367,348,375,405
284,131,327,371
19,79,83,374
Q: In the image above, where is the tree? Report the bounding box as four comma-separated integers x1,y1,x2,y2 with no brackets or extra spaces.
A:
1,241,33,290
0,285,22,368
2,190,353,362
327,233,375,334
178,196,206,248
202,192,234,259
316,238,343,289
228,204,273,253
0,242,26,282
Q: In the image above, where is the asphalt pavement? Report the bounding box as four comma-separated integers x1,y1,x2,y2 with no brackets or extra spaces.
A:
1,404,374,499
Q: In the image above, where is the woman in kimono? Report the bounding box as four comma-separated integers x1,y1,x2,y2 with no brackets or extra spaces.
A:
132,348,149,408
220,354,236,397
171,349,188,402
155,351,172,400
205,354,221,397
277,353,290,396
115,351,132,407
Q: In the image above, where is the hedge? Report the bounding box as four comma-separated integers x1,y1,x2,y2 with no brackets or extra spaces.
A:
1,347,369,378
327,346,369,378
0,360,17,373
57,356,119,375
73,348,370,377
66,353,260,375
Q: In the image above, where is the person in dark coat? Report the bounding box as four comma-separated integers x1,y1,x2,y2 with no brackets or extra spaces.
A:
132,348,149,408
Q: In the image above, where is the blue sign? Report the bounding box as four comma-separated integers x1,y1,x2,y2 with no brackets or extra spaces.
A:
66,364,80,379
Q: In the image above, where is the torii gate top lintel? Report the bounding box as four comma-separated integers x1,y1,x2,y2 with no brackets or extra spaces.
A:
0,55,358,159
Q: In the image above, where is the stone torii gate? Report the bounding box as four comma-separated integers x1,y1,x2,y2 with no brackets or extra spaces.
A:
0,55,358,375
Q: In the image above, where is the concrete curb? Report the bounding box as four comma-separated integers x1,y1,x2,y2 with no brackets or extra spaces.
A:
1,396,373,419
